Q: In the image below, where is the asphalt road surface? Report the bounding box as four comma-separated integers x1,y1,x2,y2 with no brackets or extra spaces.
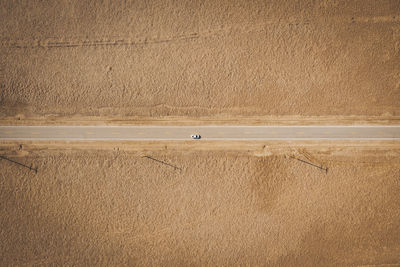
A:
0,126,399,140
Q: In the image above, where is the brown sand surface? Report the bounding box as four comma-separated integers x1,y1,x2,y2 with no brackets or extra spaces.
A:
1,0,400,124
1,1,400,265
0,143,400,266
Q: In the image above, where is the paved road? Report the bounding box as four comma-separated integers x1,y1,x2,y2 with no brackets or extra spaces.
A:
0,126,399,140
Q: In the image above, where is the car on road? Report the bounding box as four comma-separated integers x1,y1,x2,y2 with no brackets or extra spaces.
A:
191,134,201,140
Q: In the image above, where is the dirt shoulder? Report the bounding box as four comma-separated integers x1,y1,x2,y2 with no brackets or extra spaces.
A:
0,115,399,126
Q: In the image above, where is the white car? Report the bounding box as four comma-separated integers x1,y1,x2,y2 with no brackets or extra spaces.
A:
191,134,201,140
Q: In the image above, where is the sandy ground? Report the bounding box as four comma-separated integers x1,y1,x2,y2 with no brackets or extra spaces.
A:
1,0,400,124
0,143,399,266
1,0,400,265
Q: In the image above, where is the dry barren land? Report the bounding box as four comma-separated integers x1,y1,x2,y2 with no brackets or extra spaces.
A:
0,0,399,124
1,0,400,266
0,142,400,266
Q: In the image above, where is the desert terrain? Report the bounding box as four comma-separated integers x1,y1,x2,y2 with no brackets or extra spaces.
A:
1,0,400,266
0,0,399,124
1,142,400,266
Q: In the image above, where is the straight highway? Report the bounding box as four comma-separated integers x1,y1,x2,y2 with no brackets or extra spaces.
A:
0,126,399,140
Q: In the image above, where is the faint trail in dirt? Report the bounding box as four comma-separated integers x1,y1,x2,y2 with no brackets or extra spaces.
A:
1,15,399,49
1,34,200,49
